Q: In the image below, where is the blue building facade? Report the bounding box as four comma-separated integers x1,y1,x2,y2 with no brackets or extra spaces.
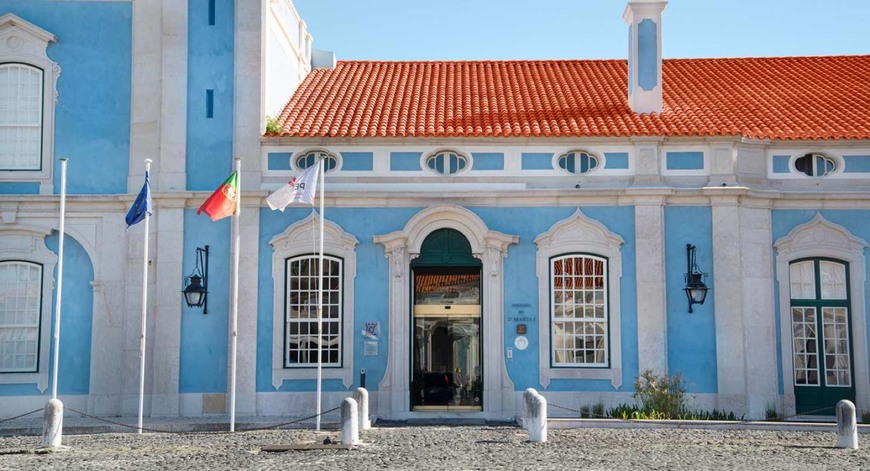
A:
0,0,868,421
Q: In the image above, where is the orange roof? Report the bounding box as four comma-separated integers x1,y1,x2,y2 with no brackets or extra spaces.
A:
271,55,870,141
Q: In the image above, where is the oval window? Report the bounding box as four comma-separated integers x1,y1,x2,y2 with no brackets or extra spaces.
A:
558,151,599,174
794,153,837,177
295,150,338,173
425,151,468,175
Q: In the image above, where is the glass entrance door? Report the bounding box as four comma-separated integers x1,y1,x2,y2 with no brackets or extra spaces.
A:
412,269,482,410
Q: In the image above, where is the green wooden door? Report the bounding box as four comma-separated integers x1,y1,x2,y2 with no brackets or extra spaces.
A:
790,258,855,415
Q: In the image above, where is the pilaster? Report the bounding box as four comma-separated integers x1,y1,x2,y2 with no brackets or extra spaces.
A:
633,194,668,374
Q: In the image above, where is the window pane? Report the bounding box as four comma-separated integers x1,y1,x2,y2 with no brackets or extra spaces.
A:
551,255,608,366
819,261,847,300
791,307,819,386
284,255,342,367
821,307,851,386
0,262,42,372
789,261,815,299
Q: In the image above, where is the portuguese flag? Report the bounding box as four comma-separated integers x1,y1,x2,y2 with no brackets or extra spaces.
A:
197,171,239,221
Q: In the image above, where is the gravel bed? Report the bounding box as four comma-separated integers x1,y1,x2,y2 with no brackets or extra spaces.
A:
0,425,868,470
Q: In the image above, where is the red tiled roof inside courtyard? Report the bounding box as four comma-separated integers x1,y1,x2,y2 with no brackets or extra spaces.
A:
270,55,870,140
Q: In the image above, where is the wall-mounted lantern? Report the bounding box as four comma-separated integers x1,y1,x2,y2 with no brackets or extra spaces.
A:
182,245,209,314
684,244,709,313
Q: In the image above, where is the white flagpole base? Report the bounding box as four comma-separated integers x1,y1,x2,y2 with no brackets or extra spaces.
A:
39,398,68,450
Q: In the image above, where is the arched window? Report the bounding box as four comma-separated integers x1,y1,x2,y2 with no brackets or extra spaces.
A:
550,255,608,366
0,64,42,170
0,261,42,372
425,150,468,175
285,254,343,367
557,151,600,174
0,15,60,188
295,150,338,173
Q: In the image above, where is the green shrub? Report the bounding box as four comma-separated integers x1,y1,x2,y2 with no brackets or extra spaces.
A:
607,403,639,420
579,405,591,418
592,403,605,418
633,369,686,419
766,407,779,421
265,115,281,134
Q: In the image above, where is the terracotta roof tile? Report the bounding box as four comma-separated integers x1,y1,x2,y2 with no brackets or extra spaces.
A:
271,56,870,140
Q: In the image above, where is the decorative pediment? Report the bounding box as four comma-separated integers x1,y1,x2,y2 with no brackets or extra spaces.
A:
269,211,359,254
0,14,56,62
534,209,625,252
774,213,867,258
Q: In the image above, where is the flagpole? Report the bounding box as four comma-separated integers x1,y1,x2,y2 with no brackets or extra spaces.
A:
51,158,68,400
315,156,325,431
229,157,242,432
136,159,152,434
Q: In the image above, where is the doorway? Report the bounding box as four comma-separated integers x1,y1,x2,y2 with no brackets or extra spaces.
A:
410,229,483,411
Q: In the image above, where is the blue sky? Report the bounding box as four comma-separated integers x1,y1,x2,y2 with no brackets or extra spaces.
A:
293,1,868,61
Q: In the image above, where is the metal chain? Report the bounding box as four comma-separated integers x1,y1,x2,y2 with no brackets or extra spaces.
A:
0,409,42,425
64,405,343,435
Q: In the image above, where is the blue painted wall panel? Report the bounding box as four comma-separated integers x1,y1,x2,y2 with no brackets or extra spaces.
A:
0,233,93,396
664,206,717,393
390,152,422,171
0,182,40,194
637,19,657,91
255,206,638,393
843,155,870,173
341,152,374,171
666,152,704,170
267,152,293,171
521,153,553,170
470,153,504,171
604,152,629,170
771,210,870,396
772,155,791,173
179,210,231,393
4,2,132,194
186,0,235,190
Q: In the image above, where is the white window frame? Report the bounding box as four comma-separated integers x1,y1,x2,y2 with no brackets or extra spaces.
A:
294,149,341,173
421,149,471,175
535,209,624,389
270,213,358,389
791,152,842,178
283,254,343,368
0,14,60,192
0,225,56,391
549,254,609,367
554,150,602,175
774,213,869,415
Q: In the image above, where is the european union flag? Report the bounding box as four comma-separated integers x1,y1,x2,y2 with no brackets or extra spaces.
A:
125,171,152,228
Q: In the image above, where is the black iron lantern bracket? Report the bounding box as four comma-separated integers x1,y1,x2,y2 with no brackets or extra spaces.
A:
182,245,209,314
684,244,710,313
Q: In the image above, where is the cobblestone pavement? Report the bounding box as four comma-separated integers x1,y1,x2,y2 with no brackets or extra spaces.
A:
1,425,869,470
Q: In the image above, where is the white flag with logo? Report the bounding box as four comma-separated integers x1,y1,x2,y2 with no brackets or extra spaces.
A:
266,164,321,210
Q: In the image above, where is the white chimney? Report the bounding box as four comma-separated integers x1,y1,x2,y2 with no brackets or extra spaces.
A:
623,1,667,114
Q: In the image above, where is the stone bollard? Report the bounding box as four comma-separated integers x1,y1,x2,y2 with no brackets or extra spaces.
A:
40,398,64,449
522,388,537,430
340,397,359,446
837,399,859,449
525,390,547,443
353,387,371,430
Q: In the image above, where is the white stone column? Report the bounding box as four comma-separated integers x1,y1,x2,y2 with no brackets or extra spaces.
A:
150,202,185,416
709,192,747,414
371,236,411,417
129,0,189,192
482,237,518,417
633,194,669,375
738,204,778,418
230,205,260,416
157,0,188,190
